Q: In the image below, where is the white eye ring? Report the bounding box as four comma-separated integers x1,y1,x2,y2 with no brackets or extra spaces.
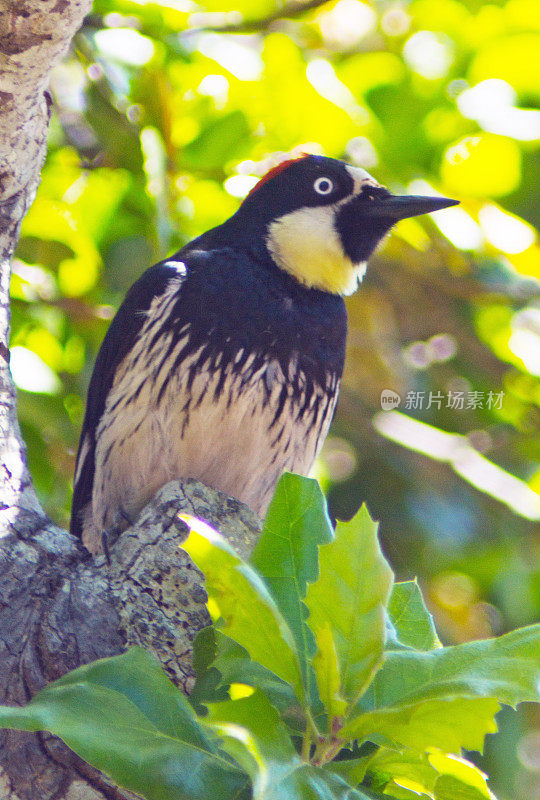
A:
313,176,334,195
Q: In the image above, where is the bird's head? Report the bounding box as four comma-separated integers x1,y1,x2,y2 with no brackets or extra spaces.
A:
235,154,458,295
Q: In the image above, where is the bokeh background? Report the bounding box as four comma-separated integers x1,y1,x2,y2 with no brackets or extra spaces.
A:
9,0,540,796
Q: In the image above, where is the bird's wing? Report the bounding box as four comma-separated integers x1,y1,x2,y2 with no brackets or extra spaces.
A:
70,259,188,537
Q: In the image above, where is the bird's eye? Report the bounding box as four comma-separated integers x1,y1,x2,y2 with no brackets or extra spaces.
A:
313,176,334,196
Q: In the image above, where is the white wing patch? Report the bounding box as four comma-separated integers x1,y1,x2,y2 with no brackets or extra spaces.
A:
162,260,188,278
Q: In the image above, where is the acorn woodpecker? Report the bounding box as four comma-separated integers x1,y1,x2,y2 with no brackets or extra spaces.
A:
71,154,457,552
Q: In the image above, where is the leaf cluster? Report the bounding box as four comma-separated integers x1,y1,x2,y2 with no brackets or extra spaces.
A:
1,474,539,800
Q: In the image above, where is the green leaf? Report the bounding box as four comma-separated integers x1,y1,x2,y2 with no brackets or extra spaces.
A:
364,748,438,797
207,691,373,799
342,624,540,752
251,473,334,600
86,83,144,173
347,696,501,754
363,623,540,708
305,505,394,708
364,746,496,800
0,648,247,800
434,775,496,800
323,755,373,787
312,624,348,728
251,473,334,698
190,626,231,712
193,627,306,731
181,516,305,703
387,581,441,651
207,690,297,795
430,752,495,800
281,768,374,800
182,110,250,170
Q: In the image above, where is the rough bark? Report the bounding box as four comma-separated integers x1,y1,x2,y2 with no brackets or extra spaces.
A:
0,480,261,800
0,3,262,799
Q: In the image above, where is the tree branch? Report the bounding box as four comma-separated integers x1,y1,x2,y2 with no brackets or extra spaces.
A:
0,480,261,800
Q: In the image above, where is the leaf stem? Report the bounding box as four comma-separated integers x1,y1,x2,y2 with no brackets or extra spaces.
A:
301,709,321,761
301,727,312,761
305,709,320,740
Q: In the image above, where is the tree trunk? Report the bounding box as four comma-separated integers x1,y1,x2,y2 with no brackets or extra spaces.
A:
0,4,261,798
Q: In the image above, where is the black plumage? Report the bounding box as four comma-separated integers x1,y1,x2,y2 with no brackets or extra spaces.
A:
71,241,346,548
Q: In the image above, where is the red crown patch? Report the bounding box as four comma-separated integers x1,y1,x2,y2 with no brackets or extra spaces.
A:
245,155,310,199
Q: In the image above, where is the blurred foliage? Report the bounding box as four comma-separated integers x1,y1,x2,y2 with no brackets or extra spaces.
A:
9,1,540,796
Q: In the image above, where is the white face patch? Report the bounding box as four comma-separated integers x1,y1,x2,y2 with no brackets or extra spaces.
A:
266,167,379,296
345,165,381,192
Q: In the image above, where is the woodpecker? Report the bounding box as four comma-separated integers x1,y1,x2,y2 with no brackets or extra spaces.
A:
71,154,457,552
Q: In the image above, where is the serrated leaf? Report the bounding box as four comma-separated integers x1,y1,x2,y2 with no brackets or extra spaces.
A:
363,746,495,800
430,753,495,799
251,473,334,697
346,696,501,754
387,581,441,651
181,516,305,703
190,626,231,712
361,624,540,709
342,624,540,752
207,691,373,799
0,648,247,800
305,505,394,707
434,775,496,800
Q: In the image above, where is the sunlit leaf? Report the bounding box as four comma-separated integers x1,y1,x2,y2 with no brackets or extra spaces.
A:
250,473,333,698
412,0,472,37
305,506,394,707
387,581,441,651
181,517,306,703
342,624,540,752
256,34,360,152
362,747,496,800
312,624,348,727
